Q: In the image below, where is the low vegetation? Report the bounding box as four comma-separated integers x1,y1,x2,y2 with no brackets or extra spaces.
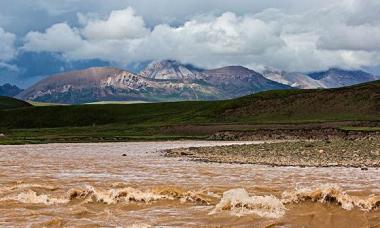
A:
0,96,31,110
0,81,378,144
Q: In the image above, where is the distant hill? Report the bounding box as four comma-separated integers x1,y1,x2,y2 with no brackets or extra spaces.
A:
0,96,31,110
2,80,379,129
262,67,378,89
262,68,324,89
17,61,291,104
0,84,23,97
307,68,377,88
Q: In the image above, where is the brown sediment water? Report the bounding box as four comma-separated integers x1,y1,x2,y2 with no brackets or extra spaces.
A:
0,141,379,227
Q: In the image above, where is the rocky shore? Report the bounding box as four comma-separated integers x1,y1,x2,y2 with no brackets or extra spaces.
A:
164,139,380,168
208,128,380,141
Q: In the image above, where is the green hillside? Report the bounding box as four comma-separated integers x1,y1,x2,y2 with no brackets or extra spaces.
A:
0,81,378,144
214,80,379,123
0,96,32,110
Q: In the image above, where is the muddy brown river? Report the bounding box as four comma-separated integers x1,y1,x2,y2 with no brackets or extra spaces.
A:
0,141,379,227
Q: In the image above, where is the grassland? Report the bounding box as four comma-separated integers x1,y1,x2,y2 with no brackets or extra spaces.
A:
85,101,149,105
0,96,32,110
28,101,68,106
0,81,378,144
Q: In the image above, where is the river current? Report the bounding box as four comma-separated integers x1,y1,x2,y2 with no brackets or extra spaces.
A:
0,141,379,227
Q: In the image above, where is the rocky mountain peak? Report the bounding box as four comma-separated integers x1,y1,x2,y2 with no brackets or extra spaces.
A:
0,84,23,97
262,66,286,75
206,66,256,76
139,60,203,81
308,68,373,80
307,68,376,87
261,67,324,89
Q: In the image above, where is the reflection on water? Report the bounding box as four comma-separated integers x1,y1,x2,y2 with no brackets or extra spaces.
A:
0,141,379,227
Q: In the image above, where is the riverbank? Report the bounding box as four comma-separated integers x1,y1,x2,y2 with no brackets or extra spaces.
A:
208,127,380,141
164,138,380,168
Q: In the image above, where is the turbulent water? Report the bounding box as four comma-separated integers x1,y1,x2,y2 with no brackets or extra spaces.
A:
0,141,379,227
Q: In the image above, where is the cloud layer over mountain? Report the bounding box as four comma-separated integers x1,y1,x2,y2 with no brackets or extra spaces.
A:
1,0,380,86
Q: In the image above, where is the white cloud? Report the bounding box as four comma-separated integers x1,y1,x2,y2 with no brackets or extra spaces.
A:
23,23,84,53
140,12,284,58
0,27,17,61
81,7,149,40
0,62,19,71
21,1,380,72
0,27,18,73
318,24,380,51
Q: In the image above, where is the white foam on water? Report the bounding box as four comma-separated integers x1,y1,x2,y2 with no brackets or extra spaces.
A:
1,190,68,205
281,184,380,211
83,185,171,204
210,188,286,218
126,224,152,228
0,183,58,195
0,182,378,217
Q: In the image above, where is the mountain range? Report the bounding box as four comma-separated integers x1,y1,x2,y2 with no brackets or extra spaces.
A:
262,67,379,89
16,60,290,104
307,68,379,88
12,60,380,104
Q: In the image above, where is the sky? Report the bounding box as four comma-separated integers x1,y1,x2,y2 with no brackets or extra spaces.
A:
1,0,380,87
